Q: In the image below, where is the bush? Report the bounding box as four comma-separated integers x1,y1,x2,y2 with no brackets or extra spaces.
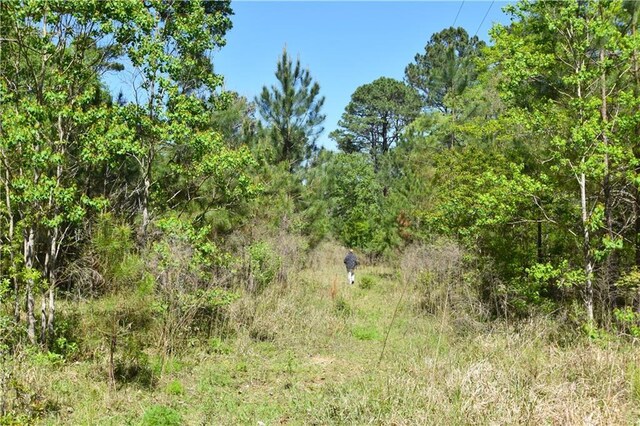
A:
148,216,239,354
48,309,81,360
247,241,282,293
359,275,376,290
141,405,182,426
401,241,484,319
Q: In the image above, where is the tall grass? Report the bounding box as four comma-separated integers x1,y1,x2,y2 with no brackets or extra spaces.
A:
4,241,640,424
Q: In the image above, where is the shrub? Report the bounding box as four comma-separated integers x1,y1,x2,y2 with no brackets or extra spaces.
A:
148,216,239,354
247,241,282,293
64,213,145,297
613,307,640,337
359,275,376,290
48,310,81,360
141,405,182,426
401,241,484,319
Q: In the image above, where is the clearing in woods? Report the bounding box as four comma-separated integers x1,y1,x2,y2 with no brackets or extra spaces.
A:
36,244,640,424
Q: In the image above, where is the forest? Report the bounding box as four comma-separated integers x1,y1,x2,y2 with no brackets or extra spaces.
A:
1,0,640,424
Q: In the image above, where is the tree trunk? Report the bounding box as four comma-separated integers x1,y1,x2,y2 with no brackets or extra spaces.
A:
109,329,116,388
43,226,59,341
3,165,19,322
142,174,150,240
580,173,594,323
600,43,615,319
23,227,36,344
537,221,543,263
632,12,640,269
47,278,55,336
636,187,640,269
40,294,47,344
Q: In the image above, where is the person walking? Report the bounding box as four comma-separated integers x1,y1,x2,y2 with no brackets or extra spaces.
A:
343,249,358,285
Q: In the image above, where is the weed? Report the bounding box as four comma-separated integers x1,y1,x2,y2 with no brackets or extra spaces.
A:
359,275,376,289
208,337,231,354
165,380,184,396
235,360,248,373
200,368,232,388
140,405,181,426
351,325,380,341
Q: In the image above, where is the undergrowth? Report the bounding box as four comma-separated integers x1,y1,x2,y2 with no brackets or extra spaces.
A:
3,242,639,425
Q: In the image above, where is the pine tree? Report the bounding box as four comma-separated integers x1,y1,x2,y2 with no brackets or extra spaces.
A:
256,48,325,171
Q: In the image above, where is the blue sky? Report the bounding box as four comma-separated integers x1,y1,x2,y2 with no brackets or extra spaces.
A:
212,1,515,151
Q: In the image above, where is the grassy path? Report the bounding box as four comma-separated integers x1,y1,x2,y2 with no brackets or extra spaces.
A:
38,244,640,424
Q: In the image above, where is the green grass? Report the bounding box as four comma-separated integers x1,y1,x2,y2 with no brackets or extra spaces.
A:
9,243,640,425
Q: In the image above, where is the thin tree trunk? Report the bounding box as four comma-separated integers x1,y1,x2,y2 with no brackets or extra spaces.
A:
537,221,543,263
109,328,116,388
40,294,46,344
24,227,36,344
600,43,615,320
142,173,150,240
574,53,594,323
632,13,640,270
2,163,19,322
47,277,55,336
636,187,640,268
601,49,612,237
580,172,594,323
43,226,59,340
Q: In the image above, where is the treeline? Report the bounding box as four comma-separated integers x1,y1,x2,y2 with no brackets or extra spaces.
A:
321,0,640,331
2,0,640,359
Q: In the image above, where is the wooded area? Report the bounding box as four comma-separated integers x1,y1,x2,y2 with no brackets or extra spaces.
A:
1,0,640,423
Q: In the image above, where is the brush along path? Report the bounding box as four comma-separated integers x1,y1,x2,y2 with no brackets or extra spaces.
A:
38,249,640,425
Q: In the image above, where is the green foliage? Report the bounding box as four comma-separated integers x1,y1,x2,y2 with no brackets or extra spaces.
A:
317,153,383,250
405,26,486,113
248,241,282,292
351,325,380,341
141,405,182,426
165,380,184,396
47,311,81,360
334,296,352,317
150,215,240,353
27,347,65,367
0,315,19,354
208,337,232,355
359,275,376,290
629,364,640,403
92,214,146,295
613,307,640,337
330,77,421,171
256,48,326,170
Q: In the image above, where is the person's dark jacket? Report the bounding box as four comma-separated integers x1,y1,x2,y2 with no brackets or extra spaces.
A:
344,252,358,270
